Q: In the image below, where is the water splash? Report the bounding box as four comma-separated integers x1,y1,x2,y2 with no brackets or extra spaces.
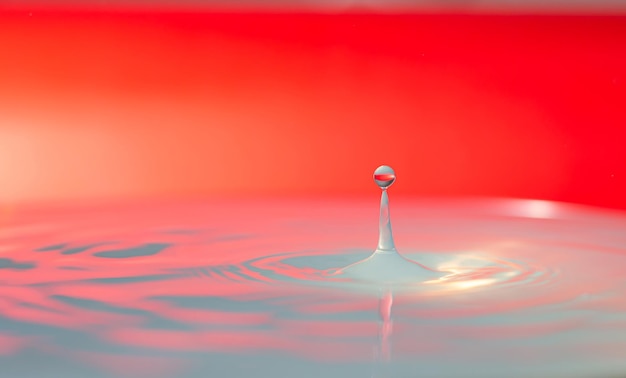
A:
330,165,445,284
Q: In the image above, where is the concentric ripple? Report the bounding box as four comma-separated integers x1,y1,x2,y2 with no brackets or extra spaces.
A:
0,198,625,378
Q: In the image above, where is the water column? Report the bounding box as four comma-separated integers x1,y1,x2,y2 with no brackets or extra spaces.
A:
374,165,397,253
334,165,443,284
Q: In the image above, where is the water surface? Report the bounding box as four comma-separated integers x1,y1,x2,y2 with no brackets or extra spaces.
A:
0,197,625,378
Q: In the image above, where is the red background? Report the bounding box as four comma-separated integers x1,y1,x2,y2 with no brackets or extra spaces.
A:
1,5,625,208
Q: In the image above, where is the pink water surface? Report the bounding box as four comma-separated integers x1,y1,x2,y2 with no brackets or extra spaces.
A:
0,197,625,378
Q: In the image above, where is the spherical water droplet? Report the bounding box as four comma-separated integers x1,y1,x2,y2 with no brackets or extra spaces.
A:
374,165,396,189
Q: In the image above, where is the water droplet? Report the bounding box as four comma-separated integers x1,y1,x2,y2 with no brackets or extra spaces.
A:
373,165,396,189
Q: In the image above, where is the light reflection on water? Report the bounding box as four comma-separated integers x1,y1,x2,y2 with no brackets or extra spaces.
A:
0,198,626,377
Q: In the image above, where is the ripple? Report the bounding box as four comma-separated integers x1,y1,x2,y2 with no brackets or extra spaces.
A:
0,258,36,270
0,198,625,378
93,243,172,259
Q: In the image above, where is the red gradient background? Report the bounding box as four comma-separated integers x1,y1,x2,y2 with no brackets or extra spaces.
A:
1,4,625,208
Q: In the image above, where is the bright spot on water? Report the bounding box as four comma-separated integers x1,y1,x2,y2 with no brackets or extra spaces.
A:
510,199,558,219
450,278,497,290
